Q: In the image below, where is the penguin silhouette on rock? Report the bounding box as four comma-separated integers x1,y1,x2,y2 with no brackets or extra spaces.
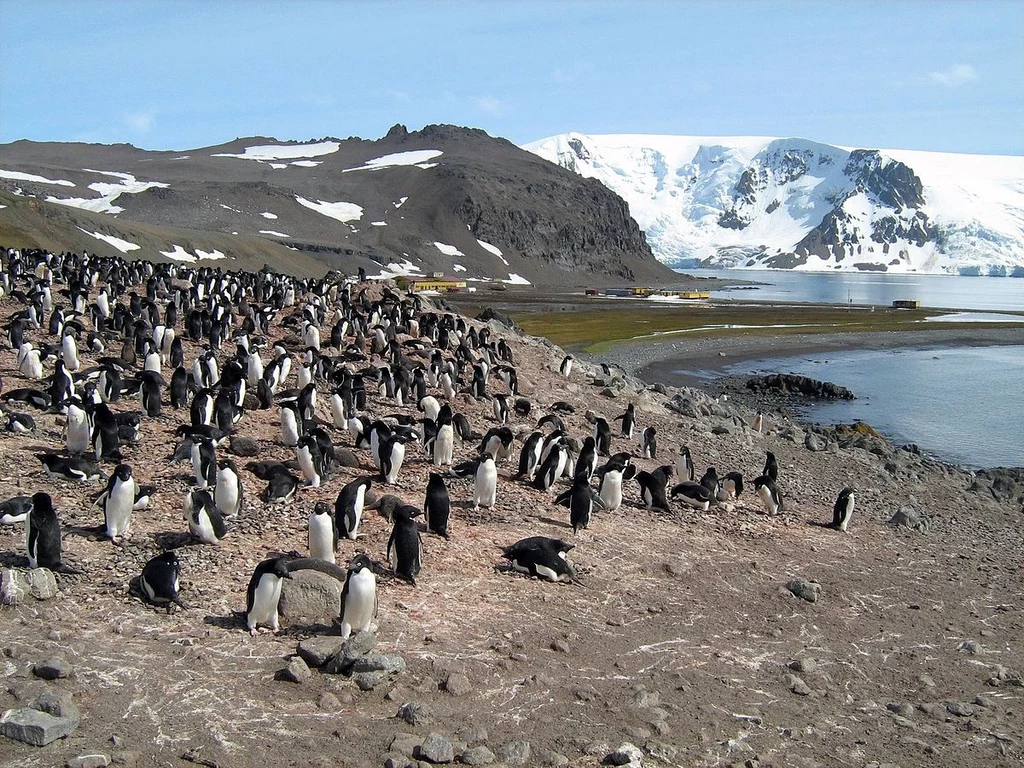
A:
387,504,423,585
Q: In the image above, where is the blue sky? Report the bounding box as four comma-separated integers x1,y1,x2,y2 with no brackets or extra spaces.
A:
1,0,1021,155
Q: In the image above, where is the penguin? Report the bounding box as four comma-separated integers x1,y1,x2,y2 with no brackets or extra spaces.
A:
670,481,713,511
338,553,377,639
91,402,120,462
516,430,544,479
822,487,855,531
380,434,407,486
754,475,784,516
575,436,598,481
296,433,326,488
722,471,744,500
138,370,163,417
4,411,36,434
473,453,498,509
279,402,301,447
635,469,670,512
699,467,721,500
169,367,189,409
26,492,62,570
245,557,292,634
763,451,779,483
559,354,574,378
750,412,764,433
214,459,244,518
478,426,514,462
265,470,300,505
640,426,657,459
36,453,104,482
335,476,372,541
308,501,338,562
491,393,509,425
593,417,612,457
424,472,451,538
596,458,636,513
432,414,454,467
387,504,423,584
100,463,136,540
555,474,607,534
65,397,92,455
0,495,33,525
190,437,217,489
614,402,636,439
185,488,227,544
61,331,81,372
532,442,566,492
140,551,186,612
501,536,576,583
675,446,695,481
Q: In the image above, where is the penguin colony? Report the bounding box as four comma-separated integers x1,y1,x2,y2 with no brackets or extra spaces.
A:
0,247,855,640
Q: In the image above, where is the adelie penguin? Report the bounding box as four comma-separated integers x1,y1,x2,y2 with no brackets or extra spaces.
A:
387,504,423,585
338,553,377,639
185,488,227,544
26,492,64,570
473,453,498,510
36,453,104,482
558,354,574,378
515,430,544,479
308,501,338,563
0,495,33,526
140,551,186,613
555,473,607,534
670,481,713,511
763,451,779,483
246,557,292,634
99,463,137,540
596,457,636,513
215,459,244,519
675,446,695,482
640,426,657,459
335,476,372,541
615,402,636,439
379,433,408,486
812,487,856,532
501,536,577,583
754,475,784,516
635,468,671,512
424,472,451,538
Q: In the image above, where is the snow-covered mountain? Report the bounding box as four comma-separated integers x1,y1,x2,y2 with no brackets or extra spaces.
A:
524,133,1024,276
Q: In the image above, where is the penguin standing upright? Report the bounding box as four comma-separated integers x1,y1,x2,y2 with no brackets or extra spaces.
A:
556,474,607,534
615,402,636,439
26,492,62,570
387,504,423,584
335,476,372,541
763,451,779,483
65,397,92,455
214,459,244,518
191,437,217,489
699,467,721,501
754,475,784,516
139,370,163,417
532,442,566,492
516,430,544,479
640,426,657,459
722,472,744,501
185,488,227,544
676,446,695,481
100,463,136,540
380,434,406,486
575,436,598,481
296,434,325,488
308,501,338,562
246,557,292,634
596,458,636,513
828,487,855,531
338,553,377,639
473,453,498,509
559,354,574,378
424,473,451,538
432,410,454,467
593,417,612,457
140,550,185,612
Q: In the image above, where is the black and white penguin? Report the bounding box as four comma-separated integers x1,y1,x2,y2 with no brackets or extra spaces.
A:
138,370,163,418
264,469,300,505
214,459,244,518
699,467,721,500
190,437,217,489
26,492,62,570
279,402,301,447
245,557,292,634
36,453,104,482
596,457,636,513
100,463,136,540
335,476,372,541
478,426,514,462
670,481,713,511
593,417,612,457
380,434,407,486
65,397,91,456
501,536,576,583
575,436,598,481
140,551,185,612
675,446,695,482
91,402,120,462
641,426,657,459
722,471,744,500
558,354,574,378
387,504,423,584
555,474,607,534
515,430,544,479
432,411,454,467
635,469,670,512
338,553,377,638
491,393,510,425
532,441,566,492
169,367,189,409
754,475,784,516
615,402,636,439
296,434,326,488
424,473,451,538
763,451,779,483
308,501,338,563
0,495,33,525
185,488,227,544
473,453,498,509
827,487,855,531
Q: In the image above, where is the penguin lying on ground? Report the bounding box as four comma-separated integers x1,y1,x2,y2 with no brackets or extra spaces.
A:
0,495,33,525
140,551,186,613
500,536,577,583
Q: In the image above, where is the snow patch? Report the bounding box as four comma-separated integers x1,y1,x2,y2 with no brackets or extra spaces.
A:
477,238,509,265
452,263,466,272
159,245,227,263
260,212,278,219
504,273,531,285
77,227,140,253
220,203,241,212
295,196,363,223
0,170,75,187
925,312,1024,324
259,230,290,237
434,242,465,258
212,141,340,161
393,197,408,209
343,150,443,173
370,221,387,227
291,160,322,168
365,258,424,280
46,170,168,214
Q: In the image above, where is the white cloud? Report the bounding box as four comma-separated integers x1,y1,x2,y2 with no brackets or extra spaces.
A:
125,110,155,133
929,63,978,87
475,96,508,117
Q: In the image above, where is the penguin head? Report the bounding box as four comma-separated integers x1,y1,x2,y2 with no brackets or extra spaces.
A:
312,501,332,517
348,553,373,573
30,491,53,513
114,463,133,482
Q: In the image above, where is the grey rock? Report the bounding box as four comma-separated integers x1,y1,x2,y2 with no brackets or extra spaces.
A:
889,505,931,533
33,690,80,724
631,688,659,708
804,432,827,452
353,671,390,691
279,569,342,625
382,755,415,768
605,742,643,766
297,636,348,667
550,638,570,653
279,656,312,684
461,745,496,765
495,740,531,765
711,423,732,435
335,447,361,469
316,692,341,711
645,741,678,762
785,578,820,603
958,640,983,655
456,726,488,744
443,672,472,696
324,631,379,674
397,701,430,726
0,568,59,605
390,732,423,757
0,707,78,746
786,674,812,696
945,701,976,717
788,658,817,674
228,435,260,457
886,702,914,717
65,756,110,768
351,652,406,675
33,656,73,680
417,732,455,763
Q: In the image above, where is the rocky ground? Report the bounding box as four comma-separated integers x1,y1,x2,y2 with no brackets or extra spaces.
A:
0,280,1022,768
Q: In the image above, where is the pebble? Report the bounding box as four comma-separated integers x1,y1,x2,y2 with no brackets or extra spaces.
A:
65,756,110,768
317,692,341,711
495,740,531,765
461,745,496,765
605,742,644,766
785,579,820,603
33,656,73,680
958,640,983,655
443,672,472,696
788,658,817,674
279,656,312,684
786,674,812,696
390,732,423,757
418,732,455,763
297,636,348,668
550,639,570,654
397,701,430,726
945,701,976,717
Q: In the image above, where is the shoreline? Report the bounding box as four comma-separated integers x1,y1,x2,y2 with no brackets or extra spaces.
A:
579,325,1024,388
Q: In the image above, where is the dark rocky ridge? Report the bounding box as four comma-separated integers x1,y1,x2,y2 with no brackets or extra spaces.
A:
0,125,675,286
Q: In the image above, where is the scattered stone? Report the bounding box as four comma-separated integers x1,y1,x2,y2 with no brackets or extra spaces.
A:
397,701,430,726
324,631,379,674
604,742,643,766
784,579,820,603
443,672,472,696
65,756,110,768
495,740,531,765
889,505,931,533
317,692,341,711
973,695,995,708
631,688,659,708
353,672,389,691
550,639,570,654
0,707,78,746
33,656,73,680
645,742,678,762
456,726,488,745
786,674,812,696
788,658,817,674
33,690,80,724
297,636,348,668
417,732,455,763
351,653,406,675
390,732,423,758
804,432,827,452
279,656,312,684
945,701,976,717
461,745,496,765
886,702,914,717
228,435,260,457
335,447,361,469
382,755,415,768
958,640,983,655
0,568,59,605
279,570,342,626
711,424,732,435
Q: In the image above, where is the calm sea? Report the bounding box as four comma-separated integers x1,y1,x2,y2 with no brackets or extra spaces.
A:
674,270,1024,468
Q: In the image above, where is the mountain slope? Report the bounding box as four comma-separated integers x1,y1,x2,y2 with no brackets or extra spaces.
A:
0,125,676,285
524,133,1024,276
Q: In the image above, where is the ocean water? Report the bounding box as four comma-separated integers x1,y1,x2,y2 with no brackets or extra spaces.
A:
683,269,1024,312
710,345,1024,469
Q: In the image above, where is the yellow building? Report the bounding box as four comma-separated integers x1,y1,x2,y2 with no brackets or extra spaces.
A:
395,276,468,293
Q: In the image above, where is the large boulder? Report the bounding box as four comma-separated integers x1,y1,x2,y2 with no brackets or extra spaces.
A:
279,570,342,626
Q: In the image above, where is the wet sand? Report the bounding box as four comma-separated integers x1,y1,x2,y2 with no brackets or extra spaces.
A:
581,325,1024,388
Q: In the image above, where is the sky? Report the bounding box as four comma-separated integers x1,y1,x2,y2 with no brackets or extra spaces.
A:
1,0,1021,155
